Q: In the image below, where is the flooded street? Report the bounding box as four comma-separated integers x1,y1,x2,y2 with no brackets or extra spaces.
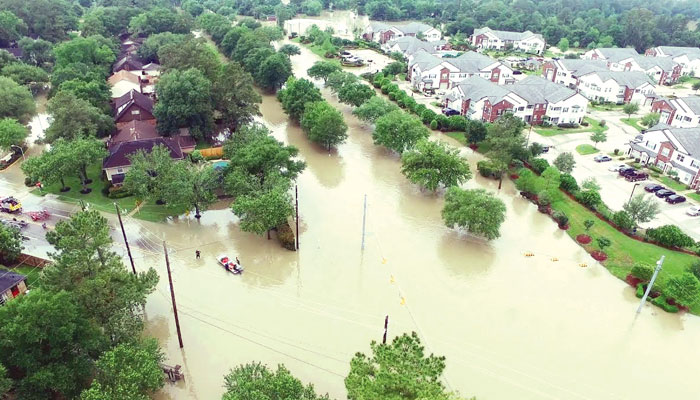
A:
2,31,700,400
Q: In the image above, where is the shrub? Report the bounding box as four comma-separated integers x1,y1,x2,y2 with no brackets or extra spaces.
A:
557,122,579,129
381,84,390,94
108,187,132,199
477,160,500,179
631,264,654,282
537,190,552,206
652,295,679,313
414,104,427,117
648,165,663,174
421,109,437,124
687,261,700,281
599,120,606,127
511,159,524,170
559,173,579,193
24,176,38,187
190,150,204,163
581,121,590,127
388,91,396,100
552,210,568,226
447,115,467,131
646,225,695,248
613,149,619,155
276,221,296,251
435,114,449,131
530,158,550,174
576,190,602,209
429,119,438,130
396,97,406,108
612,210,635,231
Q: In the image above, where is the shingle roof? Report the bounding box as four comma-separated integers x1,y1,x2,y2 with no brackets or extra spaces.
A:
595,47,639,62
473,27,543,42
110,120,158,146
449,51,498,72
633,55,677,71
394,22,434,35
409,50,443,71
509,76,577,103
103,138,183,169
583,70,654,88
676,96,700,114
0,270,25,293
455,76,512,104
657,46,700,59
387,36,443,55
113,89,154,121
112,55,144,73
669,127,700,158
142,62,161,71
108,70,140,86
558,59,608,75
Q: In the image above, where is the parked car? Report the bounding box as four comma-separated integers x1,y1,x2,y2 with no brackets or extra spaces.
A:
666,195,686,204
340,50,351,56
625,171,648,182
541,145,550,153
608,164,627,172
619,167,637,177
655,189,675,198
594,155,612,162
442,108,460,116
644,183,664,193
686,206,700,216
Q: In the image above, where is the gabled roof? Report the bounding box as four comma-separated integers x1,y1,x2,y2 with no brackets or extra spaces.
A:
113,89,154,121
633,55,678,71
108,70,140,86
394,22,434,35
110,120,159,146
0,270,26,293
666,127,700,157
449,51,499,72
142,62,161,71
103,138,183,169
409,50,444,71
675,96,700,115
473,27,543,42
387,36,443,55
509,76,578,104
594,47,639,62
581,70,654,88
557,59,608,75
454,76,512,104
112,55,144,73
656,46,700,59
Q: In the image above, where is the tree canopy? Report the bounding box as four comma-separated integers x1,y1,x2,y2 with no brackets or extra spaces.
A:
301,101,348,150
277,76,323,121
0,76,34,122
0,117,27,152
353,96,400,124
222,362,330,400
401,139,472,192
442,187,507,240
154,68,214,139
373,110,429,154
0,222,22,261
45,91,114,142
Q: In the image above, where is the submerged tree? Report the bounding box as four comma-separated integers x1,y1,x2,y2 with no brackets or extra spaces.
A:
442,187,506,240
401,139,472,192
222,362,330,400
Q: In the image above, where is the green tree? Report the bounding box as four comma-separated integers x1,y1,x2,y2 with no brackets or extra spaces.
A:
345,332,448,400
0,363,10,398
484,113,526,188
221,26,250,57
553,151,576,173
0,117,27,153
43,210,159,345
279,44,301,55
645,225,695,248
301,101,348,149
128,7,192,36
557,37,570,52
308,60,342,83
301,0,323,15
18,37,53,67
352,96,399,123
0,10,27,47
154,68,214,139
21,140,75,191
159,37,222,82
466,119,487,144
223,362,329,400
327,71,360,95
45,91,113,142
277,77,323,121
0,62,48,86
257,52,293,91
665,273,700,307
584,219,595,231
623,102,639,118
213,62,262,130
338,82,376,107
53,36,116,71
69,138,109,191
80,339,164,400
442,187,506,240
167,163,220,218
693,81,700,92
231,176,294,238
0,222,22,261
401,139,472,192
590,131,607,149
540,166,561,199
515,168,544,194
123,144,180,204
373,110,430,154
382,61,407,76
0,290,104,400
612,210,635,232
640,112,660,128
223,124,306,186
0,76,34,122
137,32,190,63
623,194,660,225
58,78,112,112
596,236,611,251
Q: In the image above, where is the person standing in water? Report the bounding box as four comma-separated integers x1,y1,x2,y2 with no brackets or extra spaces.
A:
195,250,201,259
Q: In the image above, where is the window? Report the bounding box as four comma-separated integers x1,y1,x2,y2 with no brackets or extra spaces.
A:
691,160,700,168
552,107,561,111
685,117,692,122
117,168,124,173
527,105,533,109
563,107,569,112
131,109,140,115
677,154,685,162
661,148,670,157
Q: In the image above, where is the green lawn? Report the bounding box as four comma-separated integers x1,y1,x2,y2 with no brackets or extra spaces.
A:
551,196,700,314
575,144,600,155
658,176,690,192
533,117,607,137
291,38,341,66
673,76,700,89
688,192,700,202
33,161,187,222
444,131,467,145
589,103,626,111
0,265,41,288
621,117,644,132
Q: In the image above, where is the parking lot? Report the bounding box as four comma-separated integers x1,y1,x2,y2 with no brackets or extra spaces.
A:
536,110,700,240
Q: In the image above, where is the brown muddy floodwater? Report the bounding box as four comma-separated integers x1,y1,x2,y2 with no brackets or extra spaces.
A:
131,41,700,400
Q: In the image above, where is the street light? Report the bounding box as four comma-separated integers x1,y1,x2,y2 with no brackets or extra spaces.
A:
10,145,24,161
628,182,640,204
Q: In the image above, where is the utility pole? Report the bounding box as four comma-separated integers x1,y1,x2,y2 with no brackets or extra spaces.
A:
115,203,136,275
295,184,300,250
164,241,184,348
628,183,640,204
361,194,367,250
636,255,665,314
382,315,389,344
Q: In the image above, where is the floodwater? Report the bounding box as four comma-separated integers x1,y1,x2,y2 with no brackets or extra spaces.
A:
2,36,700,400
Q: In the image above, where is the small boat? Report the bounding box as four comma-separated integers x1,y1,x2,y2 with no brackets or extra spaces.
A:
217,254,243,275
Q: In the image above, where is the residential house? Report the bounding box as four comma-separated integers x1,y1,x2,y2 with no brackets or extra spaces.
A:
0,270,27,305
103,137,185,184
645,46,700,76
626,56,682,85
112,55,145,74
113,89,155,126
576,70,656,104
382,36,445,57
108,120,195,151
108,70,141,98
444,76,587,125
542,59,609,89
651,96,700,128
408,50,513,92
470,27,546,55
363,21,441,44
0,47,22,59
582,47,639,67
628,125,700,188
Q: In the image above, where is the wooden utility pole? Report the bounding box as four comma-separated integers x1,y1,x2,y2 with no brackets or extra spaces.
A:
361,195,367,250
115,203,136,275
295,184,300,250
382,315,389,344
164,241,184,348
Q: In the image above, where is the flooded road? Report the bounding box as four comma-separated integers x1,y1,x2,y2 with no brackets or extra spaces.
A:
2,36,700,400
